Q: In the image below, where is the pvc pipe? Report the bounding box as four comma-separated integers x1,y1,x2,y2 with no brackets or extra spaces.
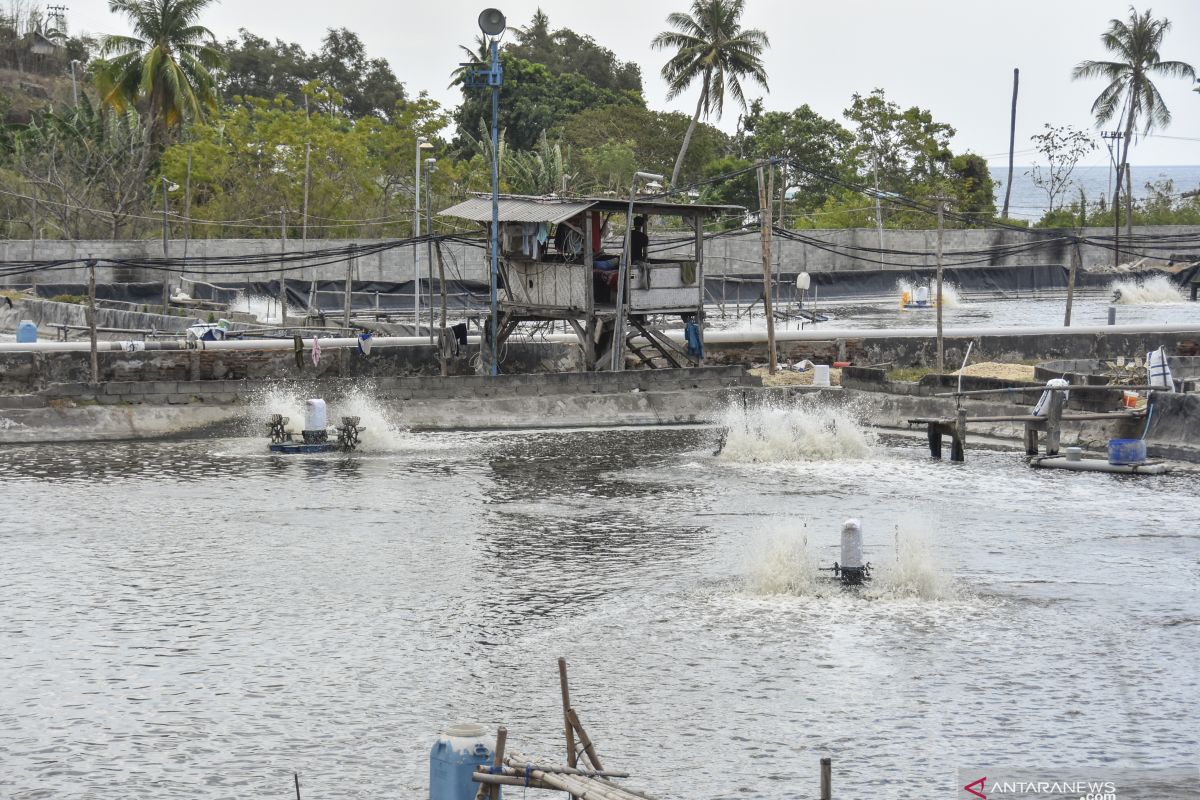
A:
2,322,1199,354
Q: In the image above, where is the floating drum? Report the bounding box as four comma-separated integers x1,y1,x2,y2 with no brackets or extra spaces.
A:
813,365,831,387
16,320,37,343
429,723,493,800
304,398,327,431
1107,438,1147,466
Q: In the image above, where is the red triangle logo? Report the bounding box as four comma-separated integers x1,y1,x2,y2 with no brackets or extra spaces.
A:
963,776,987,799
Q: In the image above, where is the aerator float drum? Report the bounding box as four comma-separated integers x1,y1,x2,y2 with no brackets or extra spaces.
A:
265,399,365,454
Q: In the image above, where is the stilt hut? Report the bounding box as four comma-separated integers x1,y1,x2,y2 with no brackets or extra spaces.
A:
438,194,737,371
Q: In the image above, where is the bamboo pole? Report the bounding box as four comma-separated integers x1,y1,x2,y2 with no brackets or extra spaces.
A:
559,657,577,768
935,385,1161,398
566,707,604,772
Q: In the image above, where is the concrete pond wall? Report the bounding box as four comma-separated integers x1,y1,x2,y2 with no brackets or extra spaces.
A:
5,224,1196,286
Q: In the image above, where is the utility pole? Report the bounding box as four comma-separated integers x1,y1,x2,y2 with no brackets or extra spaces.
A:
183,147,192,260
436,241,449,377
873,150,884,265
757,161,777,374
1064,236,1081,327
343,247,354,329
1124,163,1133,242
302,142,313,317
425,156,436,343
933,195,949,373
1001,67,1019,219
1101,131,1123,267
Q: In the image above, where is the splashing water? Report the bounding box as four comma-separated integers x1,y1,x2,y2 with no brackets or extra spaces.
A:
868,526,958,601
743,524,958,601
896,278,962,308
747,533,822,596
241,382,411,451
718,399,877,463
239,293,282,325
1110,274,1186,305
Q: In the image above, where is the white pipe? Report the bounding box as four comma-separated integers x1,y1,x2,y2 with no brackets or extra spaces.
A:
2,322,1198,354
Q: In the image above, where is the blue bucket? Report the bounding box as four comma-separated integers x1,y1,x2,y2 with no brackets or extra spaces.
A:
1107,438,1147,466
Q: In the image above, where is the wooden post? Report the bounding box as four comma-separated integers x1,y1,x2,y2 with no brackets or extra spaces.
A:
927,425,943,459
343,248,354,329
436,242,449,376
1046,389,1064,456
757,162,777,374
279,208,288,324
820,757,831,800
1124,163,1133,242
488,726,507,800
934,195,947,373
558,657,577,768
952,407,967,463
693,212,705,363
1024,423,1040,456
184,147,192,260
87,257,98,387
1064,237,1080,326
161,179,171,310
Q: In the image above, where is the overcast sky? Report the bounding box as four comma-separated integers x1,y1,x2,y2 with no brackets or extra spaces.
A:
67,0,1200,167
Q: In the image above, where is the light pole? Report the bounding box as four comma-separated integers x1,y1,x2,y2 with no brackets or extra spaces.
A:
473,7,506,376
160,177,179,309
424,155,436,342
414,137,433,333
611,171,663,371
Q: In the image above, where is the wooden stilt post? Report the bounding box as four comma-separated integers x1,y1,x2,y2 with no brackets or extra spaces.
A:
488,726,507,800
820,758,832,800
87,256,98,387
928,425,942,459
1045,389,1064,456
951,407,967,463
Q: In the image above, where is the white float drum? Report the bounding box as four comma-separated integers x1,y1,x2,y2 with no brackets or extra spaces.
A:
304,398,327,432
914,285,930,306
840,518,864,569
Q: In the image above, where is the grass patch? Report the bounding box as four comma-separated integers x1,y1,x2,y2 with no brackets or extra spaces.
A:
888,366,935,382
49,294,88,305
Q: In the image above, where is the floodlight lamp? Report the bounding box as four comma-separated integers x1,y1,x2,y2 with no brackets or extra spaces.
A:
419,139,434,150
478,8,506,36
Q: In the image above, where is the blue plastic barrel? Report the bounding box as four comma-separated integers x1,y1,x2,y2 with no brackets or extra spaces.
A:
1107,438,1147,465
16,320,37,343
430,724,495,800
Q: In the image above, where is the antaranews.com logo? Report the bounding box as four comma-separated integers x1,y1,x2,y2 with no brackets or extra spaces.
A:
957,767,1199,800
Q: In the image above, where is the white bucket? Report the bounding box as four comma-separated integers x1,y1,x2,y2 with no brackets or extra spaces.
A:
840,518,863,569
304,398,328,431
813,364,831,387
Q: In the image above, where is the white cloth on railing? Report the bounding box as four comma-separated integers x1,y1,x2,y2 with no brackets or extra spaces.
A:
1033,378,1070,416
1147,346,1174,392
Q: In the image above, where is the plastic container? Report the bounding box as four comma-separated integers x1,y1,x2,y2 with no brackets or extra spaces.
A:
430,723,494,800
1122,391,1140,409
1065,446,1083,462
812,365,831,387
1107,438,1147,466
304,398,327,431
16,320,37,343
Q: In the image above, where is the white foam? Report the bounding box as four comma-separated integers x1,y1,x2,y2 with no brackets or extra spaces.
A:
897,277,962,308
1110,275,1186,305
718,399,877,463
747,532,822,596
867,526,958,601
242,382,410,451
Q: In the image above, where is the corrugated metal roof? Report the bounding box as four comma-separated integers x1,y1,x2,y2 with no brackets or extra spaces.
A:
438,196,596,224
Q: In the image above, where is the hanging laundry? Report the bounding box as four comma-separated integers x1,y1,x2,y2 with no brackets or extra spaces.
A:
1147,346,1174,391
357,333,372,356
311,336,322,367
685,321,704,360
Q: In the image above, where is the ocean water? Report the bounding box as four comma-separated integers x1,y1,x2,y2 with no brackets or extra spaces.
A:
990,164,1200,221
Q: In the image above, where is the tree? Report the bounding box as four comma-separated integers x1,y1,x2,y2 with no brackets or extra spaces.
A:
218,29,311,107
507,9,642,94
93,0,224,144
8,96,151,238
561,104,727,189
1026,124,1095,214
743,103,854,213
651,0,768,189
452,53,642,152
1071,7,1194,214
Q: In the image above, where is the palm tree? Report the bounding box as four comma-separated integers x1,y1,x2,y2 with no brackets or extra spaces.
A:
448,35,490,89
651,0,768,189
1072,7,1194,214
94,0,223,145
